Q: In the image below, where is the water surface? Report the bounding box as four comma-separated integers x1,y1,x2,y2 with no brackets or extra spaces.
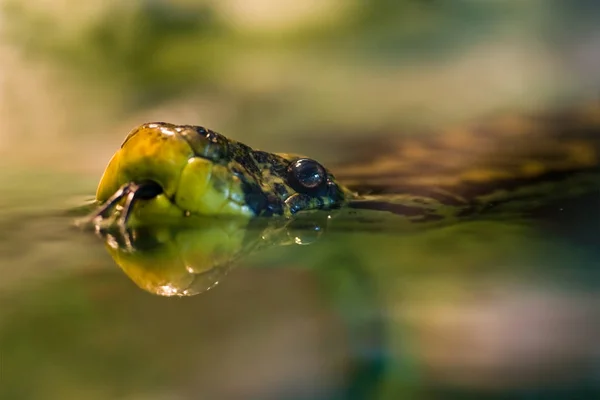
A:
1,188,599,400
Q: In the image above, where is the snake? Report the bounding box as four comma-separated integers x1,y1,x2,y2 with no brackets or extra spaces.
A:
81,102,600,398
80,100,600,303
87,101,600,229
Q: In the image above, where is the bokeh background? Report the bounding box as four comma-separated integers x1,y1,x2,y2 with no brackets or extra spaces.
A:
1,1,600,399
3,0,600,193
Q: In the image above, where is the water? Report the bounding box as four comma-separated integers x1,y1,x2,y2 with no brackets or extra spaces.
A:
2,2,600,397
1,190,599,400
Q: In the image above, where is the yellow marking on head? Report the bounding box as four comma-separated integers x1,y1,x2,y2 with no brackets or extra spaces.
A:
175,158,253,217
96,124,194,201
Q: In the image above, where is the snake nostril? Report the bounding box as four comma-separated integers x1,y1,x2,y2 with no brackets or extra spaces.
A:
193,126,210,138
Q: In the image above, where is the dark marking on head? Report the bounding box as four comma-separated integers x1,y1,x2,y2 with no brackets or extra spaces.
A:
265,193,284,216
252,150,289,177
252,150,275,164
226,142,263,178
240,180,269,216
274,183,290,199
239,179,284,216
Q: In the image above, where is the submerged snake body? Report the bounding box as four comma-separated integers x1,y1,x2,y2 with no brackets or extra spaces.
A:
93,103,600,227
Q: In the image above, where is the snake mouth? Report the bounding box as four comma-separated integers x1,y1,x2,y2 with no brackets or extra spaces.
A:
88,181,165,227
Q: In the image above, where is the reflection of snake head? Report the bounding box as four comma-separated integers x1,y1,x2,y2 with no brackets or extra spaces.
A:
94,123,351,225
100,220,246,296
99,214,330,297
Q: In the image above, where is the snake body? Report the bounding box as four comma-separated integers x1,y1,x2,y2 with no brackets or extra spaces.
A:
90,102,600,227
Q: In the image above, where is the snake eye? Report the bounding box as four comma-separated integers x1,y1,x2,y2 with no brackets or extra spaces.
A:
288,158,326,191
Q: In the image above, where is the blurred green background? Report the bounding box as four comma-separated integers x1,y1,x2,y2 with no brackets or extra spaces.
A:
1,1,600,399
3,0,600,184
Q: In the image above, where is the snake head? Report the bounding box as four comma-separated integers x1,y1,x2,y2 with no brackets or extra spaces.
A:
93,122,349,226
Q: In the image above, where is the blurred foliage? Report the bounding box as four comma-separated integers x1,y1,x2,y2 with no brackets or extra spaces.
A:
3,1,229,106
4,0,600,153
330,0,516,60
